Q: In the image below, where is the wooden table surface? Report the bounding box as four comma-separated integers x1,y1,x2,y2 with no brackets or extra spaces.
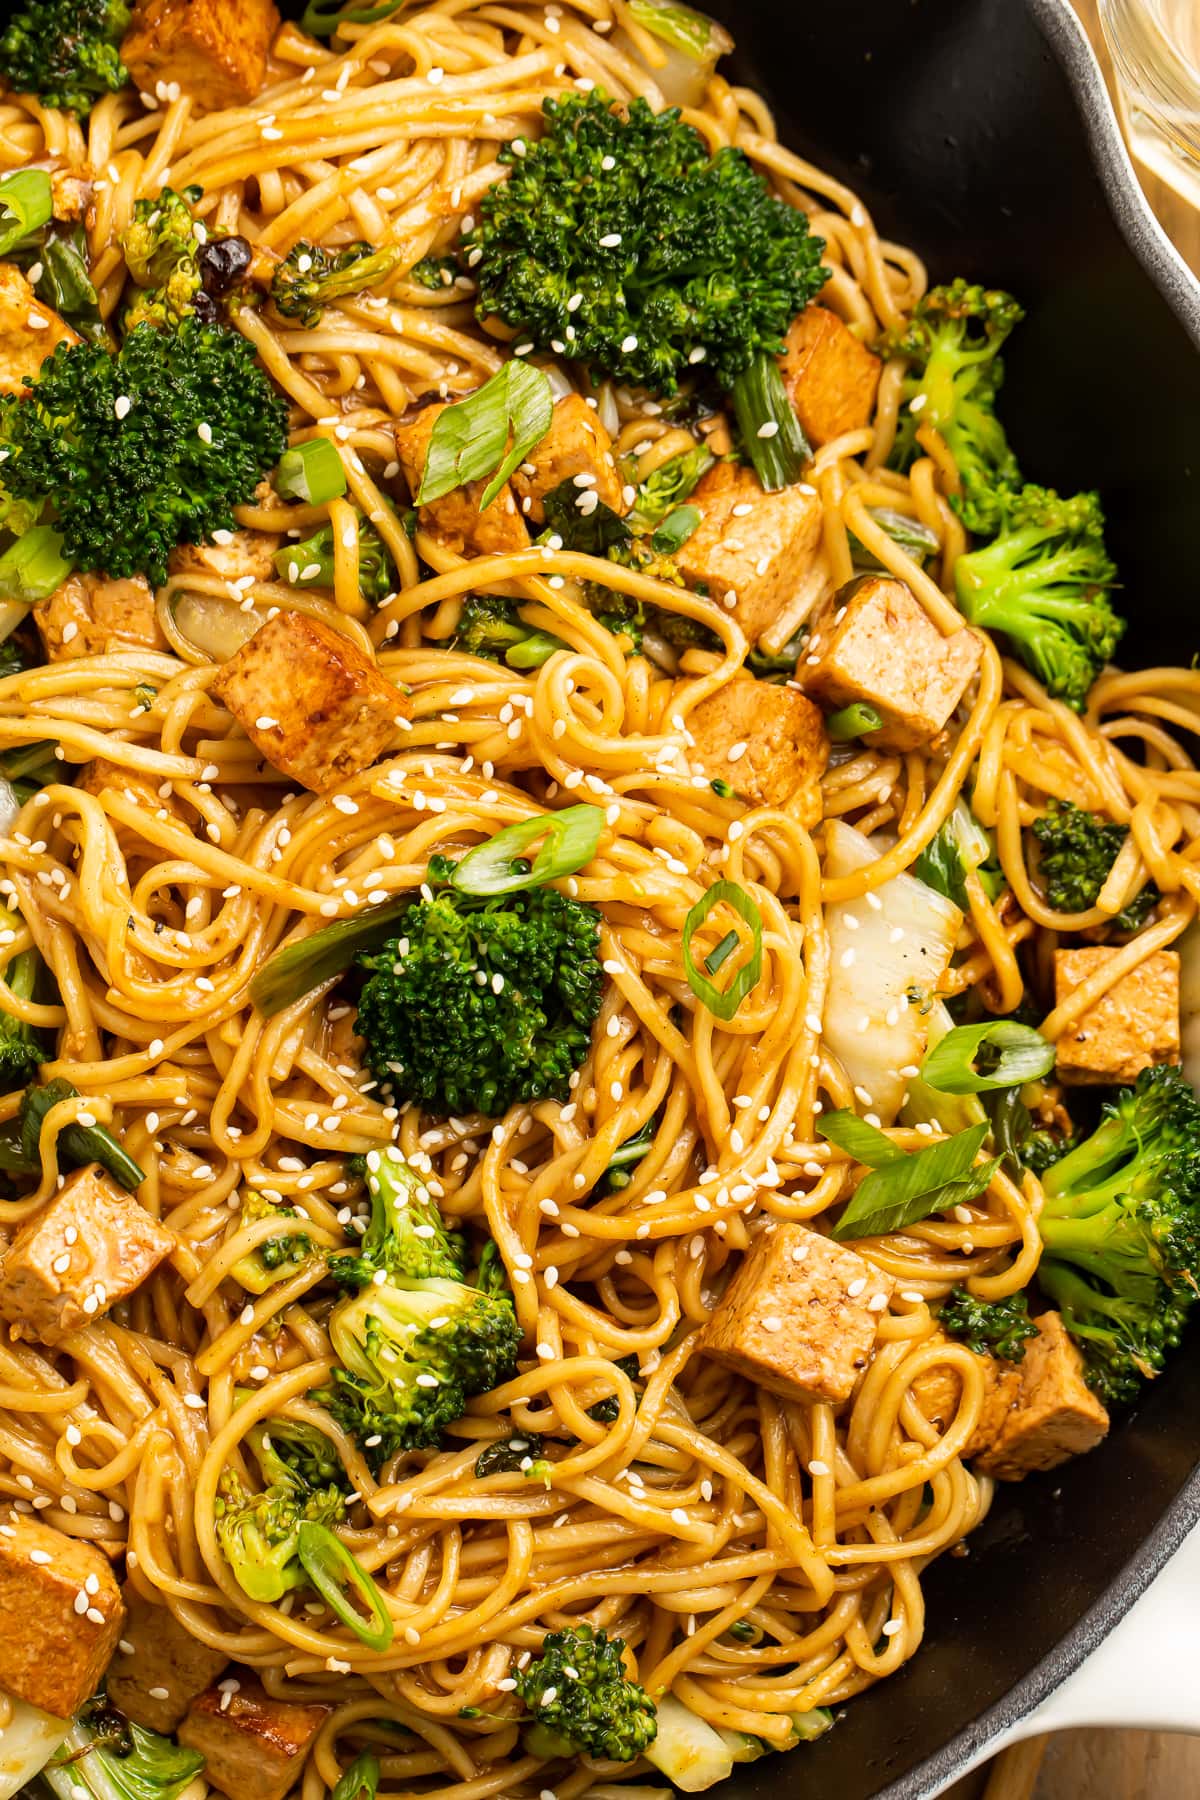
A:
963,8,1200,1800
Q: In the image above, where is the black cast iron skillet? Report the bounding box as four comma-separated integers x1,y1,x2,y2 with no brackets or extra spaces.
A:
693,0,1200,1794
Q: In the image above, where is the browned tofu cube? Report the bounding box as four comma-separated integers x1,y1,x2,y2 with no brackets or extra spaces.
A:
800,575,982,750
909,1333,1021,1459
687,678,828,827
972,1311,1109,1481
780,306,882,447
33,572,166,662
1054,948,1180,1086
50,170,92,224
394,401,530,558
170,529,282,586
0,1165,175,1345
121,0,280,111
676,460,823,645
0,263,79,396
0,1515,124,1718
179,1681,329,1800
76,757,180,819
700,1221,894,1404
107,1583,228,1732
510,392,624,524
212,611,406,794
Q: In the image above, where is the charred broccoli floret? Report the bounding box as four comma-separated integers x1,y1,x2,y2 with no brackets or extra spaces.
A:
0,0,128,118
940,1287,1037,1361
954,484,1123,710
515,1624,658,1763
271,240,403,327
1032,799,1158,930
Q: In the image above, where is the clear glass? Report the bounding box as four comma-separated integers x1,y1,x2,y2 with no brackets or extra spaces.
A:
1099,0,1200,208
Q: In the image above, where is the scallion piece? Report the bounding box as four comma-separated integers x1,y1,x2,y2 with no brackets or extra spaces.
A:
823,1118,998,1241
0,525,73,606
448,804,605,896
682,881,763,1020
729,351,809,492
826,702,884,741
0,170,52,257
919,1020,1055,1094
277,437,348,504
418,361,554,510
296,1519,395,1650
650,504,701,555
703,929,739,976
250,896,414,1018
331,1753,381,1800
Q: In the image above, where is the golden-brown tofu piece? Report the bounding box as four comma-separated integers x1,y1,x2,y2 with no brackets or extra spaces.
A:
121,0,280,111
76,757,179,819
1054,947,1180,1086
212,610,406,795
0,263,79,397
780,306,882,447
0,1515,124,1719
170,529,282,586
178,1682,329,1800
676,460,822,645
687,678,828,827
972,1312,1109,1481
510,392,624,524
108,1584,228,1732
394,401,530,558
909,1333,1020,1459
700,1221,894,1405
800,575,982,751
50,169,93,225
0,1165,175,1345
33,572,165,662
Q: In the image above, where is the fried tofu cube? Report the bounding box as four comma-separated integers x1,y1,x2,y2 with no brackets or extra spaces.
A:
909,1334,1022,1459
510,392,625,524
1054,948,1180,1086
0,1165,175,1345
169,529,282,586
0,263,79,397
394,401,530,558
76,757,180,819
700,1222,894,1404
107,1584,228,1732
212,611,406,794
780,306,882,447
178,1681,329,1800
972,1311,1109,1481
50,169,93,225
0,1515,124,1719
121,0,280,111
687,678,828,827
800,575,982,750
676,460,823,645
33,572,166,662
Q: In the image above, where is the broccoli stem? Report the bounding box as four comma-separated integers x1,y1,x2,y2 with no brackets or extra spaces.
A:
729,351,810,491
0,524,74,605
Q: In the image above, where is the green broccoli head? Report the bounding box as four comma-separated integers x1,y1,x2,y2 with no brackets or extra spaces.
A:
0,917,43,1093
121,187,203,331
0,0,129,117
331,1147,465,1286
939,1287,1037,1361
325,1274,520,1464
271,240,403,328
0,320,288,585
1037,1065,1200,1402
229,1189,315,1294
954,483,1123,709
354,884,603,1118
454,594,568,670
214,1468,342,1604
465,91,827,393
516,1624,658,1763
881,279,1024,529
273,515,396,606
1032,800,1158,931
244,1413,351,1496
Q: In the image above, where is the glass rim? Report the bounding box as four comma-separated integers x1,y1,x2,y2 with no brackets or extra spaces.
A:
1100,0,1200,137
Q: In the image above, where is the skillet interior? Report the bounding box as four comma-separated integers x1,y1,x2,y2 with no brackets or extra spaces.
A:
685,0,1200,1793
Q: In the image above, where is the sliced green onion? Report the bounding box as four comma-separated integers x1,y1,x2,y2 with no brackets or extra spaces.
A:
827,1120,996,1241
251,896,413,1018
20,1078,145,1191
0,170,51,257
505,629,569,669
651,504,701,555
418,361,554,511
450,804,605,896
703,929,738,976
826,702,884,741
729,351,809,492
682,881,763,1021
817,1108,904,1169
0,525,73,606
919,1020,1055,1094
331,1753,381,1800
848,505,941,572
296,1519,395,1650
277,437,348,504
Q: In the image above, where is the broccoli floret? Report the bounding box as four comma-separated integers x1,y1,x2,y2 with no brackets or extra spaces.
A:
626,445,714,529
954,483,1123,710
0,0,128,118
409,254,460,290
271,240,403,327
229,1189,314,1295
243,1411,351,1495
0,909,43,1092
880,279,1024,533
0,320,288,585
475,1430,547,1477
354,884,603,1117
1036,1065,1200,1404
330,1145,465,1286
121,186,203,331
940,1287,1037,1361
515,1624,658,1763
454,594,568,670
273,515,396,605
1032,799,1157,930
465,92,825,478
